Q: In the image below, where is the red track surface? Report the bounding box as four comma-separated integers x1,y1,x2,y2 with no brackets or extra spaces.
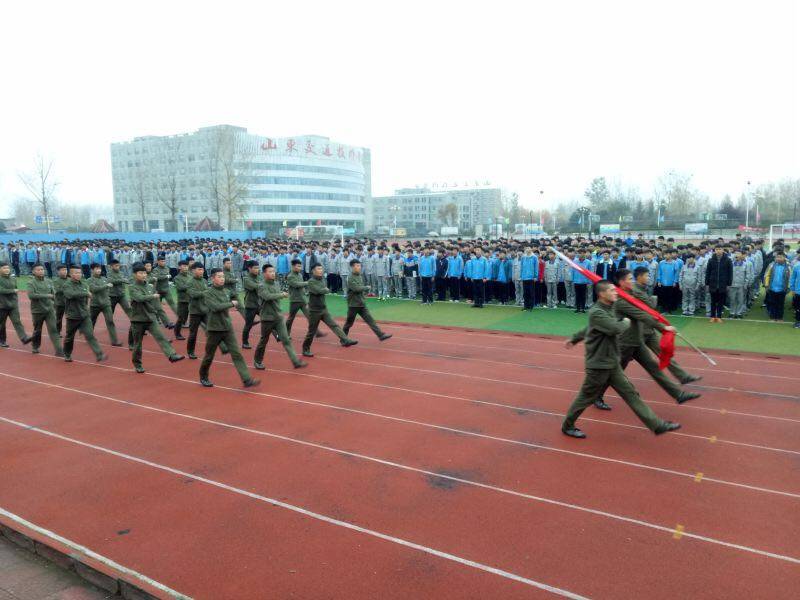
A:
1,296,799,599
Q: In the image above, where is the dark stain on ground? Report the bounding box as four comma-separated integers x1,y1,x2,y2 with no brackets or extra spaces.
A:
116,529,130,536
425,469,481,491
515,408,533,416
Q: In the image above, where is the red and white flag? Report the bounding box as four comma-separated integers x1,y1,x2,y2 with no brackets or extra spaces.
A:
551,247,675,369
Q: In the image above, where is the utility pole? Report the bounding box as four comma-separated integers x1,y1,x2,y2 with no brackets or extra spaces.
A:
745,180,751,228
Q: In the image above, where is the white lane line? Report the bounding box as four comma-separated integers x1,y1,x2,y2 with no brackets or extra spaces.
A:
0,416,590,599
377,333,800,383
307,336,800,402
3,373,798,566
3,356,797,500
0,506,191,599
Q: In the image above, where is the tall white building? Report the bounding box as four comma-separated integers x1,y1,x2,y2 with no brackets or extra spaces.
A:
111,125,371,233
372,185,503,234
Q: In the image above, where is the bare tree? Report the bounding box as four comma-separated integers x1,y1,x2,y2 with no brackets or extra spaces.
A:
18,155,58,233
131,168,149,232
156,139,182,231
11,197,35,226
208,127,251,230
437,202,458,226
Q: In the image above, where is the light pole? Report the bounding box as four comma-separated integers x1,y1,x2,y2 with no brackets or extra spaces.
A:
389,204,400,229
745,181,751,228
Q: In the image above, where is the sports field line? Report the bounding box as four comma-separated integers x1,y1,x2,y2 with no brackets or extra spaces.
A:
4,350,797,500
378,330,800,383
0,414,590,600
2,372,797,566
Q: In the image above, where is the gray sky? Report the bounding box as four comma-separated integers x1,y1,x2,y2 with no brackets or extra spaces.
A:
1,0,798,218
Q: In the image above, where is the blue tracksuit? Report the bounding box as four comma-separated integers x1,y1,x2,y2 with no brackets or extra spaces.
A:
419,255,436,277
520,255,537,281
446,255,464,278
471,257,489,280
657,260,678,286
572,259,593,285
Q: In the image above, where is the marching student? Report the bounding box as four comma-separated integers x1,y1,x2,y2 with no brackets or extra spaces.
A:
0,261,32,348
631,267,702,384
253,264,307,370
107,259,132,318
302,264,358,357
27,263,64,356
128,263,185,373
53,263,69,335
285,259,325,338
593,269,700,409
88,263,122,347
561,279,681,439
153,254,178,320
199,268,260,388
172,260,192,340
342,259,393,342
144,261,174,329
186,261,219,359
241,260,262,348
61,264,107,363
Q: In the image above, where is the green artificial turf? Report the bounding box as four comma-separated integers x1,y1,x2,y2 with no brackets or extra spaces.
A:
14,275,799,356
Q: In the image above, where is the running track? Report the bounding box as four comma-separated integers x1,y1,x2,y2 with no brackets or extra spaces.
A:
1,295,798,599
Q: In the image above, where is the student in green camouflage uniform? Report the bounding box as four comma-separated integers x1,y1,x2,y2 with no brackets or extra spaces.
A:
253,264,307,370
88,263,121,346
342,258,392,343
223,257,246,320
62,265,106,362
562,279,679,439
53,264,69,335
631,268,702,385
153,255,178,322
186,262,228,359
199,268,259,388
107,259,132,317
144,261,173,329
285,259,326,339
302,264,357,357
27,263,63,356
128,263,184,373
241,260,262,348
0,261,32,348
172,260,192,341
590,268,701,409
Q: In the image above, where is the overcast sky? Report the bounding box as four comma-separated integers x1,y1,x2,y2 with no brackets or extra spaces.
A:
1,0,797,217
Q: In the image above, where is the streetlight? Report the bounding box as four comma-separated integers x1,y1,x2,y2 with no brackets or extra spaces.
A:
389,204,400,229
746,181,751,228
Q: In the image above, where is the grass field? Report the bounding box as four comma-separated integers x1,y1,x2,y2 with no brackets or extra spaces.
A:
14,276,799,356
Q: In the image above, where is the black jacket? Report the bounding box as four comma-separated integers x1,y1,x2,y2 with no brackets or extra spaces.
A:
705,254,733,292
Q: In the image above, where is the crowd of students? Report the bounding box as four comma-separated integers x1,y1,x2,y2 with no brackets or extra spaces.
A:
2,232,799,325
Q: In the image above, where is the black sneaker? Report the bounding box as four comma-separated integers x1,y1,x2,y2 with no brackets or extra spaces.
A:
242,343,252,349
169,354,185,363
97,354,109,362
680,375,703,384
562,427,586,439
0,342,8,348
111,342,123,347
654,421,681,435
135,366,145,374
64,356,73,362
200,379,214,388
21,336,32,345
188,353,197,359
593,400,612,411
254,362,266,370
378,333,393,341
677,392,701,404
243,378,261,388
31,348,40,354
294,361,308,369
342,339,358,347
174,335,186,341
302,350,314,357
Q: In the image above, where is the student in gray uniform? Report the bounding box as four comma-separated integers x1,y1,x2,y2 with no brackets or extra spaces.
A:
679,255,700,315
728,250,752,319
563,251,576,308
544,251,560,309
512,252,523,306
374,248,391,300
390,249,405,297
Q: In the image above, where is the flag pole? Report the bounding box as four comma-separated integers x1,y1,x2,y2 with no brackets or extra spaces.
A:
674,331,717,366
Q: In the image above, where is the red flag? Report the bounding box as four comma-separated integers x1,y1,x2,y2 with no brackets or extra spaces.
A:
552,247,675,369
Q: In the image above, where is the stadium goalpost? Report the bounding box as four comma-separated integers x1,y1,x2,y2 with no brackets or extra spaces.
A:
768,223,800,249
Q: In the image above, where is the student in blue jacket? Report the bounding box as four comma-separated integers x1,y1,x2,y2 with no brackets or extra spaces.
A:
470,248,488,308
446,248,464,302
494,251,511,304
572,249,593,313
418,248,437,305
520,248,537,311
